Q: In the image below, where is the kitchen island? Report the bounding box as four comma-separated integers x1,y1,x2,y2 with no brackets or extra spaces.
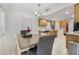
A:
66,32,79,48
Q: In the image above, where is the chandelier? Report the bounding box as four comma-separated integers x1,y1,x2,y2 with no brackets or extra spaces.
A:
34,4,50,18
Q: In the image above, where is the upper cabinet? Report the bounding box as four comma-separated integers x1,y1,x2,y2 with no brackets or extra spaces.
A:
74,3,79,22
38,18,47,27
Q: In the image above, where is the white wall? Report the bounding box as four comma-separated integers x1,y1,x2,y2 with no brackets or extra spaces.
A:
6,10,39,35
0,7,4,35
31,16,39,34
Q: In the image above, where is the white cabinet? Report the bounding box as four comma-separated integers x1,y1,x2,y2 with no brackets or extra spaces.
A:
68,41,79,55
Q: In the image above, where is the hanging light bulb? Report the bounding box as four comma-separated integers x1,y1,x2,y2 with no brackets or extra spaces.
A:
35,11,38,15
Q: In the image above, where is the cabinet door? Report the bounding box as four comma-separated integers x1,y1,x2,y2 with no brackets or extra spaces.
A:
75,4,79,22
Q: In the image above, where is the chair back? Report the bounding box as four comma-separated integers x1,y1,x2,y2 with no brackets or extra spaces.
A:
36,36,55,55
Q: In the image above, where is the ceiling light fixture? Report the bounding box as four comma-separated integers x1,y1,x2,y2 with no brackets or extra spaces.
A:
34,4,50,18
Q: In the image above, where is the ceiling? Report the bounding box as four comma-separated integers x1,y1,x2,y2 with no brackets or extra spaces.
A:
46,5,74,21
5,3,74,20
